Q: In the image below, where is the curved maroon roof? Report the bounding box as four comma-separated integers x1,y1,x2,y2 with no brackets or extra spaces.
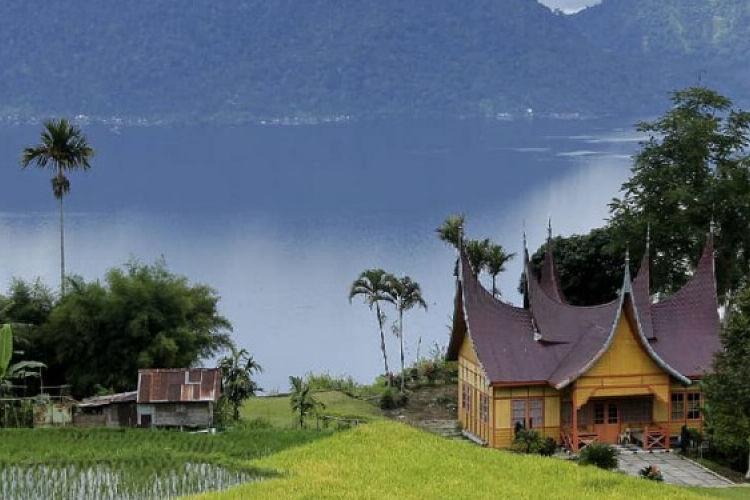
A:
650,236,720,377
448,234,720,386
539,239,566,303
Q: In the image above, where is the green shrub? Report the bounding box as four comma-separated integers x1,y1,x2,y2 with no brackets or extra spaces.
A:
540,437,557,457
380,388,396,410
379,388,408,410
579,443,618,470
511,429,544,454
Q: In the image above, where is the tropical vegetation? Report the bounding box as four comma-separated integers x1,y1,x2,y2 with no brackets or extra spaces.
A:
289,375,325,428
0,259,232,398
218,346,263,422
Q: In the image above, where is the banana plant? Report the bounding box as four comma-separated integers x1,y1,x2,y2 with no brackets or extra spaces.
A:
0,324,12,380
0,324,46,392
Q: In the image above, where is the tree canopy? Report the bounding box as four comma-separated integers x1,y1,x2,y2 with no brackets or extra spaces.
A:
703,283,750,477
609,87,750,300
19,259,232,397
528,87,750,305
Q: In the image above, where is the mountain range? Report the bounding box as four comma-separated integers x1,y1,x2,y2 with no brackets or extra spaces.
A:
0,0,748,123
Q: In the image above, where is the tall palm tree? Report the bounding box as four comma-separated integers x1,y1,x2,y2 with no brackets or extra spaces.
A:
485,243,516,297
21,118,94,294
436,213,465,249
218,345,263,421
387,276,427,394
349,269,396,385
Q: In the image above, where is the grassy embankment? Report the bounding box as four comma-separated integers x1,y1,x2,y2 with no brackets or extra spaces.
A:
183,419,746,500
242,390,382,428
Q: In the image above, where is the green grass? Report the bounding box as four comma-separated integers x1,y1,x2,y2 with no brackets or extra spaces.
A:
242,390,382,428
689,487,750,499
183,420,733,500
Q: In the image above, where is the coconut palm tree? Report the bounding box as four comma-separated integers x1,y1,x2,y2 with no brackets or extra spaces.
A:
387,276,427,393
218,345,263,421
485,243,516,297
436,213,465,249
289,375,325,428
21,118,94,294
349,269,396,386
466,238,491,277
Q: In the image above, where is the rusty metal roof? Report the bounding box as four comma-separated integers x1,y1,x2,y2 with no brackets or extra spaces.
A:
78,391,137,408
137,368,221,404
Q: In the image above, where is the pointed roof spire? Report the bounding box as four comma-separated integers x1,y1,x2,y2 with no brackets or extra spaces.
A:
645,222,651,254
547,217,553,241
539,221,566,303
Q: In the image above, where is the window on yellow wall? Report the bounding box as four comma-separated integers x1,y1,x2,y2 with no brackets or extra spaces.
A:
671,393,684,420
687,393,701,420
480,394,489,423
671,392,702,421
511,398,544,429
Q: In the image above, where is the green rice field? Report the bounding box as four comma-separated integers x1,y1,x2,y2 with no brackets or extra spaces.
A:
182,421,747,500
0,425,330,499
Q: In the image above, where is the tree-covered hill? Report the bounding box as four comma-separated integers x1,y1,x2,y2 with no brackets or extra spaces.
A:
0,1,747,123
572,0,750,103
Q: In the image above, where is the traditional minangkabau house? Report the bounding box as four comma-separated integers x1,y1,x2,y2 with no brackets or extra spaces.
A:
447,231,720,452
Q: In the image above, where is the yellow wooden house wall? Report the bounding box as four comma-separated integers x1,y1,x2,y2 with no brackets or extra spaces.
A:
492,386,560,449
457,334,494,446
575,310,671,430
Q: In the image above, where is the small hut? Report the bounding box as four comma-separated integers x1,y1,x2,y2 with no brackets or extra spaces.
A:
76,391,137,427
136,368,221,429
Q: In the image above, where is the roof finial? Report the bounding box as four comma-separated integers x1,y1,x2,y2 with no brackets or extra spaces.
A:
709,216,716,236
646,222,651,254
522,220,528,254
625,244,630,266
547,216,552,241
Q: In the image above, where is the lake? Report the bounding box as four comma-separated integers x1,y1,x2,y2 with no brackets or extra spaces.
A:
0,117,642,391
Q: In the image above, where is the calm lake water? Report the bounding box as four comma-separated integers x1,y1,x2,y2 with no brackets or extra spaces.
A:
0,117,642,391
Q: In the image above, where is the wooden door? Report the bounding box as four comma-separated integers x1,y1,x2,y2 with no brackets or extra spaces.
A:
593,402,620,444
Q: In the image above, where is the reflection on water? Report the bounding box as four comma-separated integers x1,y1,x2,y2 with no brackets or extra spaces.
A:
0,118,641,391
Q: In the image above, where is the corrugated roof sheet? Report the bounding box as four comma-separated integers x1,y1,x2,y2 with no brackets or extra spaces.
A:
78,391,137,408
137,368,221,403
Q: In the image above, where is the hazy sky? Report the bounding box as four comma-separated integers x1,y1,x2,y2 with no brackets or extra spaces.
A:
539,0,602,14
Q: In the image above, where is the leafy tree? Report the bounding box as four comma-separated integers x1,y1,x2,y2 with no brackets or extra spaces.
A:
36,258,232,397
387,275,427,394
484,243,515,297
436,213,465,249
609,87,750,300
21,118,94,294
524,228,623,306
0,278,56,327
289,375,325,428
703,283,750,479
218,345,262,422
349,269,396,386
